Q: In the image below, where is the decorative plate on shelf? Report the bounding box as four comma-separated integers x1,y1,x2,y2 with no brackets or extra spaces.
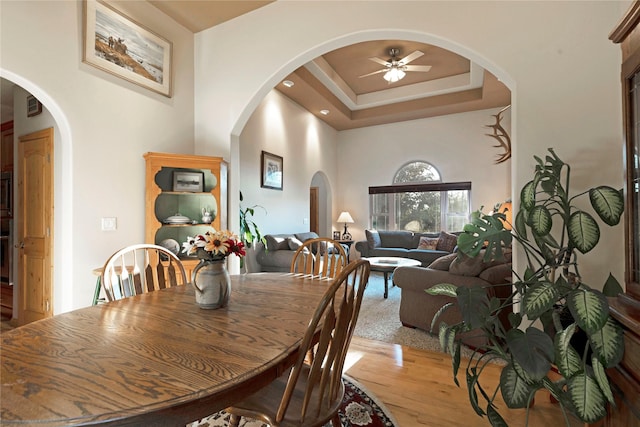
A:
163,213,191,224
159,239,180,255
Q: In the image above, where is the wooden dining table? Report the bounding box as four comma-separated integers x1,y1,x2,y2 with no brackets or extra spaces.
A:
1,273,333,426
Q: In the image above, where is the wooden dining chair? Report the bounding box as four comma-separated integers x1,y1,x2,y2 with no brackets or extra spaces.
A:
100,244,188,301
226,259,370,427
290,237,348,279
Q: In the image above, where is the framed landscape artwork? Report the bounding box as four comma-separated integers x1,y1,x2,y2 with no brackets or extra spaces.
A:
261,151,283,190
173,171,204,193
83,0,172,97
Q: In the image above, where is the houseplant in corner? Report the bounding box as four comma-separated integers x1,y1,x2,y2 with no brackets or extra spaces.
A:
427,148,625,426
239,191,266,272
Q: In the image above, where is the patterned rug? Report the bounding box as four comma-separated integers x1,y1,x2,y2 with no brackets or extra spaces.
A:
188,375,397,427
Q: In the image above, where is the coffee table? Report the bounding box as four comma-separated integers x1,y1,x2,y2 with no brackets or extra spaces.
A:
364,256,421,298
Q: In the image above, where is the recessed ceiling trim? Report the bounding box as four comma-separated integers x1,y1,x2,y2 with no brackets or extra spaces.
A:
305,57,485,111
304,58,358,104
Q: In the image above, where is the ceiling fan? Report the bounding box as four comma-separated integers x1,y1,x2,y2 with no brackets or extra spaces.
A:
359,48,432,83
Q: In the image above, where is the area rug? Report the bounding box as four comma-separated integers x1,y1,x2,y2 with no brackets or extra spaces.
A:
353,272,475,359
188,375,398,427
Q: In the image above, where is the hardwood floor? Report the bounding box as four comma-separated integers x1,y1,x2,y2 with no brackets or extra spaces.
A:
346,336,581,427
0,320,579,426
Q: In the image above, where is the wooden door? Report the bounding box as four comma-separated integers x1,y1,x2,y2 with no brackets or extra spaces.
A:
17,128,53,325
310,187,319,234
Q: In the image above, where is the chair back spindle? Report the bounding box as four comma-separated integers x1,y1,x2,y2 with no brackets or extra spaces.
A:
101,244,188,302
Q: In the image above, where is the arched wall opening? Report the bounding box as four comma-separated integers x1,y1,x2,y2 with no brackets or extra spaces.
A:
0,69,74,317
227,29,514,273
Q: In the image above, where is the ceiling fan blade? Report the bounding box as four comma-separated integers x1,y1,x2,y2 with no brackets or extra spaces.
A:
368,57,391,66
398,50,424,65
358,69,387,78
405,64,432,72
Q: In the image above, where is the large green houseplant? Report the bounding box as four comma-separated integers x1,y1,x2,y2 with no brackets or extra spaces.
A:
239,192,266,271
427,148,625,426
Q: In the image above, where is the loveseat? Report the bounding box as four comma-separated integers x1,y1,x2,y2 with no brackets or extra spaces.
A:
354,230,458,266
254,232,323,272
393,250,512,347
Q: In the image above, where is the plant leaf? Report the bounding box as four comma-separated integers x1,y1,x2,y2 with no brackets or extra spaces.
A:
425,283,458,298
591,356,615,404
589,316,624,368
528,205,553,237
521,180,536,210
568,211,600,254
500,364,537,408
589,186,624,226
602,273,623,297
466,369,486,416
514,208,529,240
567,373,607,423
567,288,608,335
486,404,508,427
457,211,512,260
430,302,454,334
554,323,582,378
522,281,559,320
506,327,554,380
457,286,490,329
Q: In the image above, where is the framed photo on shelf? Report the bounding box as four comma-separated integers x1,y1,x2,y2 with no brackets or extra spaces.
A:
173,171,204,192
261,151,283,190
83,0,173,97
333,231,341,240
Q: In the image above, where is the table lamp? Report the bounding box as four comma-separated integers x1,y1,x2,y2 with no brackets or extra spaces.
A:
337,211,354,240
497,201,512,230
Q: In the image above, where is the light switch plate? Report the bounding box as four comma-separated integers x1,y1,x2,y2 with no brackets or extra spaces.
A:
101,217,117,231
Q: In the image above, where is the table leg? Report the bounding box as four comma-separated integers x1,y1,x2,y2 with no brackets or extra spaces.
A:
383,272,389,298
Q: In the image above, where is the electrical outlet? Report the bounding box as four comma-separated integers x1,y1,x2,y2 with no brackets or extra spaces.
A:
101,217,117,231
303,218,309,225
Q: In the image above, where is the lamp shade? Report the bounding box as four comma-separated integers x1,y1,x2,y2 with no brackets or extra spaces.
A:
337,212,354,224
497,201,512,230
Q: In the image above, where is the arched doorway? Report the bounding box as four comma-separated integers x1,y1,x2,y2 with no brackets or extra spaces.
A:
0,71,73,322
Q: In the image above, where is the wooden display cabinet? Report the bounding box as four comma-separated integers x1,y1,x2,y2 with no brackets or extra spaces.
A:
144,152,228,277
608,3,640,426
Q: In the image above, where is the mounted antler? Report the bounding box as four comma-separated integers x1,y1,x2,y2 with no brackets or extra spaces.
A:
485,105,511,164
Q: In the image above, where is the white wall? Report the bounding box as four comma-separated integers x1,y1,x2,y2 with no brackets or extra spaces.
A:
1,0,195,312
196,1,627,290
0,1,631,314
238,90,338,235
338,108,511,244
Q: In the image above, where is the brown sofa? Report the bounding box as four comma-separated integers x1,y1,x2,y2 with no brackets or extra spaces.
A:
393,250,512,347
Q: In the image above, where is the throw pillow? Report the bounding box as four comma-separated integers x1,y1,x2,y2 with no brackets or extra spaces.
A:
287,237,304,251
449,253,485,276
436,231,458,252
427,253,457,271
265,235,289,251
365,230,381,249
417,236,439,250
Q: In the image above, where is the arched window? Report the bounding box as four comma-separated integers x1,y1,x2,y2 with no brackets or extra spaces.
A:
369,161,470,233
394,161,440,184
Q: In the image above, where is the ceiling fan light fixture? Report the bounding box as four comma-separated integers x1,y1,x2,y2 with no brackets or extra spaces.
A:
383,67,406,83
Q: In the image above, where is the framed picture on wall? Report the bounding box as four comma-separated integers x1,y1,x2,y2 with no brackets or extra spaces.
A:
261,151,283,190
83,0,173,97
27,95,42,117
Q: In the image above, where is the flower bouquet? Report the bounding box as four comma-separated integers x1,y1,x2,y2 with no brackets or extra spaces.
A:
182,229,246,261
